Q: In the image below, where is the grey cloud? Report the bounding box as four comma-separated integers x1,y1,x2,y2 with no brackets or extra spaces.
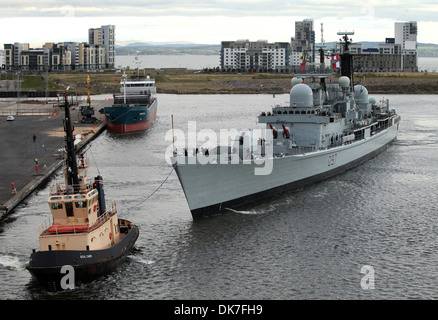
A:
0,0,435,22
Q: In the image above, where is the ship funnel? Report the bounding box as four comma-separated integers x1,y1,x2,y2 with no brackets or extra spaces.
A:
93,175,106,216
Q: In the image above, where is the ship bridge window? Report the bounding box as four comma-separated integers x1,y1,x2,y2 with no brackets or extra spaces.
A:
75,201,86,208
50,202,63,210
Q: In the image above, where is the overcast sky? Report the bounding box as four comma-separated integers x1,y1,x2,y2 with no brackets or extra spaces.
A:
0,1,436,46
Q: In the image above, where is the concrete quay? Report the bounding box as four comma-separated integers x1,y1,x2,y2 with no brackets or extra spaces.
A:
0,99,110,217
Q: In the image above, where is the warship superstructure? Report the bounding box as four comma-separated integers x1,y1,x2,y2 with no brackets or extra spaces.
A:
171,33,400,219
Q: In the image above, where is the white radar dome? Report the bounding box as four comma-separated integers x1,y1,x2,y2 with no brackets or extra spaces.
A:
338,76,350,88
354,85,369,104
369,97,377,105
291,77,303,86
290,83,313,107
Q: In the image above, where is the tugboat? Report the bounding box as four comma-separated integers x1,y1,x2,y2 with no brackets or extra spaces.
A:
26,90,139,290
171,32,401,219
101,72,158,133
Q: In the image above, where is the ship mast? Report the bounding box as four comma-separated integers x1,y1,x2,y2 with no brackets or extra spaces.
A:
62,88,80,192
87,75,91,108
337,31,354,89
122,72,127,105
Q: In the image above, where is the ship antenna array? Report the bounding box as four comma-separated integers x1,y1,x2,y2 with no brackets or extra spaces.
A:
320,23,325,48
336,31,355,88
337,31,354,53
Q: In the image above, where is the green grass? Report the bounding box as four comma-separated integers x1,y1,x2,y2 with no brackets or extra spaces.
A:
20,76,44,89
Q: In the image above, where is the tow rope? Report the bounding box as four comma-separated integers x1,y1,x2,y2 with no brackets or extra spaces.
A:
133,167,174,208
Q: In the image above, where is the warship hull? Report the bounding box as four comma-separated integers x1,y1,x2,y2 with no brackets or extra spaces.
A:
26,224,139,290
173,120,399,219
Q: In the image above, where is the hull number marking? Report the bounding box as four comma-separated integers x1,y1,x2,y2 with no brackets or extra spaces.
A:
328,154,338,167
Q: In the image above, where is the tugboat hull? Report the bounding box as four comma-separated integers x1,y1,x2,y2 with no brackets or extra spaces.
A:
26,225,139,290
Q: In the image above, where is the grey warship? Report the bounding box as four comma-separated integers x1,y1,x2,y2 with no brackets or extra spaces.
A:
171,32,400,219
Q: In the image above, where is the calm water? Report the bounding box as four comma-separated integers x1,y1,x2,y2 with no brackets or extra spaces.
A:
0,94,437,300
115,55,438,71
115,55,219,70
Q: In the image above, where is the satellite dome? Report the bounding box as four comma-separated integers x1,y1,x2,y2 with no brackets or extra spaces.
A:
290,83,313,107
369,96,376,105
338,76,350,88
354,85,369,104
291,77,303,86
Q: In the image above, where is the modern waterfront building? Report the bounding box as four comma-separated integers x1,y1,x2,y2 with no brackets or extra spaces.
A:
221,39,290,72
291,19,315,64
332,22,417,72
85,44,106,70
2,25,115,72
394,21,418,71
89,25,115,68
395,21,417,50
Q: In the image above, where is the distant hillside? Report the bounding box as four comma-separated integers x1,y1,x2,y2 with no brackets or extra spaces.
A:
116,42,220,55
418,44,438,57
115,41,438,57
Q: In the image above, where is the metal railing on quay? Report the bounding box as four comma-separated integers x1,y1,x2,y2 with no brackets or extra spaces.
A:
1,108,56,116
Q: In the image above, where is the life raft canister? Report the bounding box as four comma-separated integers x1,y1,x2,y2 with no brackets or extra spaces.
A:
48,223,88,233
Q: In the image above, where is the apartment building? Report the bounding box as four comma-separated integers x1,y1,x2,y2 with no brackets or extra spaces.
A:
291,19,315,64
395,21,417,50
221,39,290,72
332,22,417,72
86,44,106,70
395,21,418,71
2,25,115,72
89,25,115,68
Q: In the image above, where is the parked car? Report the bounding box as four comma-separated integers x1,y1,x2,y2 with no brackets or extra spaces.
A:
6,116,14,121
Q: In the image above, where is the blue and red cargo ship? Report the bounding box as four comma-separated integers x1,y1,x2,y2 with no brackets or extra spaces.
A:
102,74,158,133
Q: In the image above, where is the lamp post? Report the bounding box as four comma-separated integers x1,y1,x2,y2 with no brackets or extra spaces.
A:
16,69,20,116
